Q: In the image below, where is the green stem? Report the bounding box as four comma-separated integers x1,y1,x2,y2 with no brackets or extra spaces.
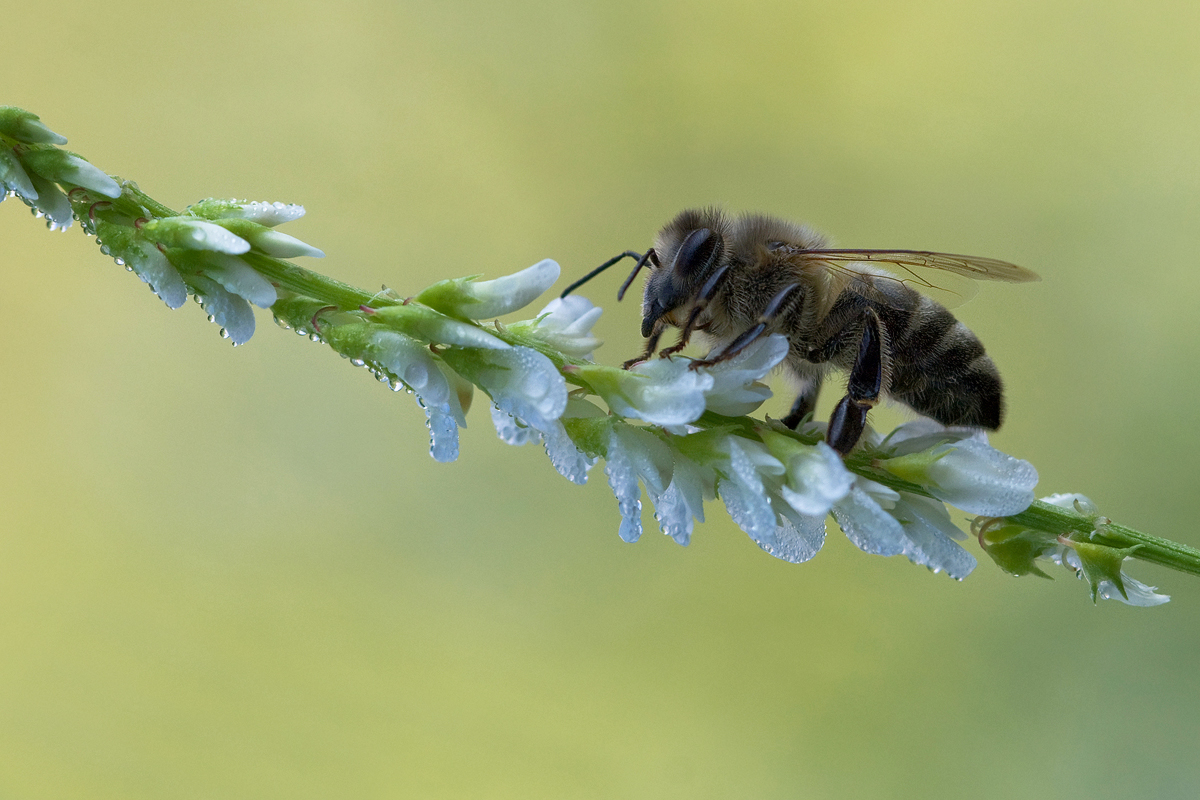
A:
1008,501,1200,577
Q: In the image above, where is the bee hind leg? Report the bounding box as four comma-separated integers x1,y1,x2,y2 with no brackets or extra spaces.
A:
827,308,883,456
781,380,822,430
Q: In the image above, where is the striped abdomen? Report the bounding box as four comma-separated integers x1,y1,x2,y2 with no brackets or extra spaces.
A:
877,294,1004,429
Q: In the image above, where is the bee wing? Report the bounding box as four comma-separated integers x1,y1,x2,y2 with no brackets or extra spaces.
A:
793,248,1039,310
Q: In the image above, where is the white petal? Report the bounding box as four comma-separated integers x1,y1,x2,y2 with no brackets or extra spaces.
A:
531,295,604,357
234,201,306,226
371,331,451,406
58,155,121,199
718,438,778,543
700,333,788,416
424,402,460,463
1098,575,1170,606
831,485,907,556
204,253,278,308
250,229,325,258
605,426,647,543
27,174,72,228
128,240,188,309
541,419,596,485
490,404,537,446
610,359,714,426
763,504,827,563
463,259,561,318
477,346,568,431
197,278,255,345
890,493,977,579
780,441,854,517
650,481,694,545
0,148,38,201
925,440,1038,516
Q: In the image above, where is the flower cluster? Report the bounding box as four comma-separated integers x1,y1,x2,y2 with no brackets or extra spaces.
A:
5,104,1183,603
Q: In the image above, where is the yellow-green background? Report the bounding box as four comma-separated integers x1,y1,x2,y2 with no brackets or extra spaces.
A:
3,1,1199,797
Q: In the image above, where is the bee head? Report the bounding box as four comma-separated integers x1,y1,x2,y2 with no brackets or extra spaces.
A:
641,208,729,338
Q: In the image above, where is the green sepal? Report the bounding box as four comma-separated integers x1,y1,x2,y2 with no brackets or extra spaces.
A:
980,524,1058,579
414,276,486,319
0,106,67,145
370,304,507,349
562,416,612,460
879,447,954,485
1068,539,1144,603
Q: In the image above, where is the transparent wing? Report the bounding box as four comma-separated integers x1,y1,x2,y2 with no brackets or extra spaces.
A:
789,248,1039,310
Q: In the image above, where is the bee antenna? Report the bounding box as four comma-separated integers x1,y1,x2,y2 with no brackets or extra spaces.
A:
616,250,655,301
560,250,648,299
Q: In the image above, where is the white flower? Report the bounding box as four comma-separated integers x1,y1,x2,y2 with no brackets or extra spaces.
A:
373,304,510,350
889,492,977,579
189,199,307,227
0,147,38,202
649,446,715,546
525,295,604,358
831,478,908,557
370,330,465,462
442,345,567,432
246,228,325,258
204,253,279,308
698,333,789,417
26,174,73,229
489,401,598,485
142,217,252,254
604,423,674,543
879,421,1038,516
777,439,854,518
193,275,256,345
1056,547,1170,607
583,358,714,426
0,108,68,145
127,240,188,309
1039,493,1169,606
18,148,121,199
417,260,561,320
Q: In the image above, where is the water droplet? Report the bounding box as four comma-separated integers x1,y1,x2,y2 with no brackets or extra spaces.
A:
351,358,365,367
99,245,111,255
273,316,290,329
125,265,134,272
219,328,230,339
295,328,308,336
207,314,216,323
309,333,322,343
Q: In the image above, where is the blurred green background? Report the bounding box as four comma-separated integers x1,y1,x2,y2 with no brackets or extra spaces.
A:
3,0,1199,797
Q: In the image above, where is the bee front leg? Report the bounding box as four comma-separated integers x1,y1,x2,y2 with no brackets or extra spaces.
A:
623,327,664,370
659,265,731,359
827,308,883,456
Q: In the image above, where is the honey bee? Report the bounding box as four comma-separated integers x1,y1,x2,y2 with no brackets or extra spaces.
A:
561,208,1039,455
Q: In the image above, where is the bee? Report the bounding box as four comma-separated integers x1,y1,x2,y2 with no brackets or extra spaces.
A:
560,208,1039,455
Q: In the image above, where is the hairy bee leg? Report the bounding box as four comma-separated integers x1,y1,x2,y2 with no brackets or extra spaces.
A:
781,381,822,430
688,282,803,370
623,327,664,370
827,308,883,456
659,264,732,359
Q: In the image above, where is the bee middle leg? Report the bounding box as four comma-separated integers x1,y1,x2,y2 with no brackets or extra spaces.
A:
826,308,884,456
687,282,803,370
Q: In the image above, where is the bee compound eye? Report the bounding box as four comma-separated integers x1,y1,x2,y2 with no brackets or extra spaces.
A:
671,228,722,277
